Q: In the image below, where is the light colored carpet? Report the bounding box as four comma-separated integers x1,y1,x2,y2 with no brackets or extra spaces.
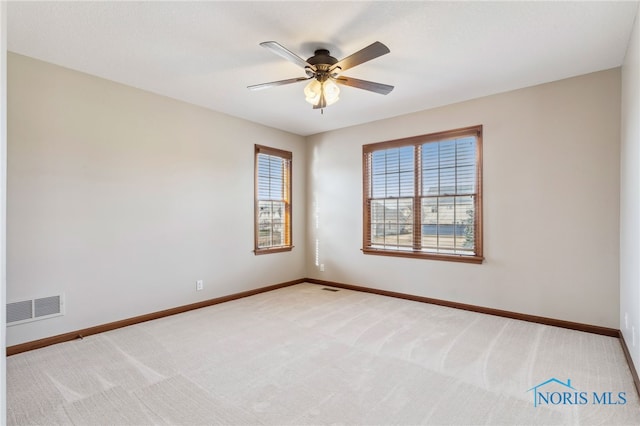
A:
6,283,640,425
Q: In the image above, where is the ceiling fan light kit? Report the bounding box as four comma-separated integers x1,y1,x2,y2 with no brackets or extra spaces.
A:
304,79,340,107
248,41,394,111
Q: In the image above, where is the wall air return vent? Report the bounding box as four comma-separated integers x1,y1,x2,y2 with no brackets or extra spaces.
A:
7,294,64,326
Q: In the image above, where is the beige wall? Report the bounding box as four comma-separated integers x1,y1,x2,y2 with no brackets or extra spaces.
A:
6,51,625,348
7,53,307,346
621,7,640,371
307,68,621,328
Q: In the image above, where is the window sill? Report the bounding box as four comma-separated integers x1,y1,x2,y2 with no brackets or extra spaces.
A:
254,246,294,255
362,247,484,264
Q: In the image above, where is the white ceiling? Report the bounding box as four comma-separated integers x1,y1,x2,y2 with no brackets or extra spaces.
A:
7,1,639,136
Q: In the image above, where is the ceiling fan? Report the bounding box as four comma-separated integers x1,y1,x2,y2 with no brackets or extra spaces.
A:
248,41,394,110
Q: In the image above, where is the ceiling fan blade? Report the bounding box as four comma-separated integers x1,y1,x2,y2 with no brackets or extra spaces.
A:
330,41,390,73
260,41,315,70
335,76,394,95
247,77,310,91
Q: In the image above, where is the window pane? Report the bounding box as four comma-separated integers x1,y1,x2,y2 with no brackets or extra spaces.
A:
257,153,286,200
386,149,400,173
439,140,456,168
439,167,455,195
382,198,399,247
371,151,386,175
370,200,385,244
371,147,414,199
257,200,285,248
456,165,475,194
423,168,438,196
372,174,386,198
422,138,477,196
456,137,476,166
422,143,438,170
399,171,414,197
436,197,455,249
386,173,399,197
457,196,475,251
397,198,413,247
370,198,413,248
399,146,414,172
420,195,475,254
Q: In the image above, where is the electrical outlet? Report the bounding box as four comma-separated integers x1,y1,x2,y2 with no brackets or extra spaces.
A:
320,264,325,272
196,280,204,291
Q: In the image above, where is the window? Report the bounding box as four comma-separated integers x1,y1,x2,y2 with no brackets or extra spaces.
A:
363,125,483,264
255,145,292,254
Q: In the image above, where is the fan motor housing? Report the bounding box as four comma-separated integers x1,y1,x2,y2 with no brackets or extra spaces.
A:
307,49,338,69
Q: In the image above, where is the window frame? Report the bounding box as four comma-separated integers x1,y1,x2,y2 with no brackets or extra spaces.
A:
254,144,293,255
362,125,483,264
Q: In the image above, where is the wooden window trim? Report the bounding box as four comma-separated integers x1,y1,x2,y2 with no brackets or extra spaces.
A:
254,246,294,256
362,125,483,264
254,144,293,254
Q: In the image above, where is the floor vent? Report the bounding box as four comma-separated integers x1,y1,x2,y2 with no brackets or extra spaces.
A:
321,287,339,292
7,295,64,326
